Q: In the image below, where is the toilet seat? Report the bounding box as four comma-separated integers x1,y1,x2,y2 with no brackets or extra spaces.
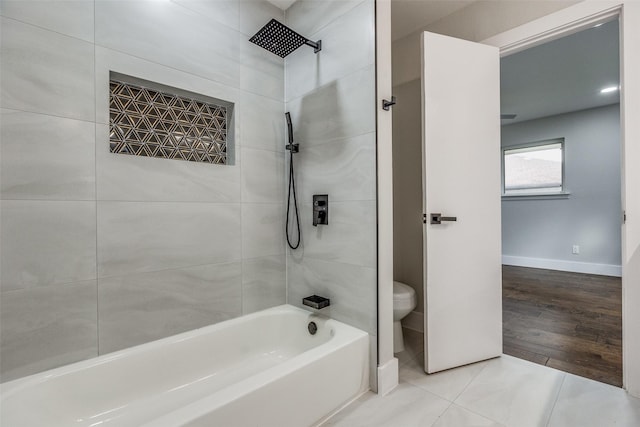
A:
393,281,416,301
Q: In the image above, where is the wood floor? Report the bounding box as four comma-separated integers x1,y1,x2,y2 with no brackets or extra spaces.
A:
502,265,622,387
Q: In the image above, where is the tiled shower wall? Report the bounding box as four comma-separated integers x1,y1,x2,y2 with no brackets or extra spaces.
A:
284,0,378,385
0,0,287,382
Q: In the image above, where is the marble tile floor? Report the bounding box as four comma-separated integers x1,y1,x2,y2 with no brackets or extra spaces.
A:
321,328,640,427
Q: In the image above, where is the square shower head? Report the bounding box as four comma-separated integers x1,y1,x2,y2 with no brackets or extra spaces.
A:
249,19,318,58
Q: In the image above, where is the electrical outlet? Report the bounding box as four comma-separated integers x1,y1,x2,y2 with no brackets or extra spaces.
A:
572,245,580,255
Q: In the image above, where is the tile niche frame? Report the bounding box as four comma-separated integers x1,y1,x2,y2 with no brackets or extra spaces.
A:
108,71,236,166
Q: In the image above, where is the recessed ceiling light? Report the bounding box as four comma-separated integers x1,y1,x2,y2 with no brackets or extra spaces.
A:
600,86,619,94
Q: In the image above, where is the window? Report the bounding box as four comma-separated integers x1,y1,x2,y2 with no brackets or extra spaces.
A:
502,139,564,196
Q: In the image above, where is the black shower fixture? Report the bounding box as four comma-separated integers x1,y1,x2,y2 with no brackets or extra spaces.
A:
249,19,321,58
285,112,301,250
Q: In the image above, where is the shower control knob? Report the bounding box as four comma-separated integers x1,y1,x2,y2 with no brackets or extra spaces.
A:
312,195,329,226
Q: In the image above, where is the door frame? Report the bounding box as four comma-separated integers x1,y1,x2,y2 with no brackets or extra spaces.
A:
482,1,639,396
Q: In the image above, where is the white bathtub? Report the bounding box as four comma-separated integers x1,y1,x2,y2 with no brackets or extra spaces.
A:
0,305,369,427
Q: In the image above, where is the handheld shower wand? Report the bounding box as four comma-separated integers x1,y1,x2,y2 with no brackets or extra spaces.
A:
285,112,298,153
285,113,301,249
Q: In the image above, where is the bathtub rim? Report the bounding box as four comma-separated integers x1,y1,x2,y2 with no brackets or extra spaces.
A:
0,304,368,396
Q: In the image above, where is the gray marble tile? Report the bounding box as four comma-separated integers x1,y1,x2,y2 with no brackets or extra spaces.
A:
292,132,376,202
241,148,285,203
455,355,565,427
172,0,283,40
94,46,240,125
238,0,284,37
1,109,95,200
241,255,286,314
238,91,285,152
287,257,376,334
400,356,489,402
322,383,450,427
398,327,424,365
95,0,240,89
1,200,97,291
171,0,239,33
547,374,640,427
242,203,285,259
240,36,285,101
95,124,241,202
0,0,94,42
0,17,94,121
396,348,423,369
0,281,97,382
286,65,376,144
97,201,241,278
98,261,241,354
433,404,504,427
285,0,374,101
294,200,376,268
285,0,365,38
324,356,640,427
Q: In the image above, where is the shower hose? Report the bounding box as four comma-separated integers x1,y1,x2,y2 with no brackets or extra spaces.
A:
286,146,301,249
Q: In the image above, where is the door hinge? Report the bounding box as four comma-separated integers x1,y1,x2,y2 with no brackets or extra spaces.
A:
423,213,427,224
624,210,626,224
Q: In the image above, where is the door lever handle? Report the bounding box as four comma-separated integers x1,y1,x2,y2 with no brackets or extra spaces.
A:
430,213,457,225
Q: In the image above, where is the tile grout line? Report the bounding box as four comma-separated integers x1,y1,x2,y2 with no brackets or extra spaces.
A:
94,0,100,358
97,258,250,282
428,401,455,427
544,373,567,427
0,14,94,45
1,16,286,105
451,358,494,403
400,353,509,426
287,254,377,270
454,403,506,427
95,43,284,103
0,107,96,125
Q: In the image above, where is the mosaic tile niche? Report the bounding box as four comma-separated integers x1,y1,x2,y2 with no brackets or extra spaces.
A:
109,77,231,164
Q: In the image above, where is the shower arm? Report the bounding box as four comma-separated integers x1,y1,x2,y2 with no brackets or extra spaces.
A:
304,39,322,54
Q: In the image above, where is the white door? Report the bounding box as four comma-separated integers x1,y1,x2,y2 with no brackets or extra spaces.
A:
422,32,503,373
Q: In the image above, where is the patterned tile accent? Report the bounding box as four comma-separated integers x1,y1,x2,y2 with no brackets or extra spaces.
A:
109,80,228,164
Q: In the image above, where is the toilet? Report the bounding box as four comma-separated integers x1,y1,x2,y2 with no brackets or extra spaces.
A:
393,281,417,353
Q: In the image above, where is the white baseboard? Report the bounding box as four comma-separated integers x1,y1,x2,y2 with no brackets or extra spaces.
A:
502,255,622,277
402,311,424,333
377,358,399,396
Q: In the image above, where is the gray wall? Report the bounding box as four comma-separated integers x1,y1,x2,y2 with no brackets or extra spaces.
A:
284,0,378,380
392,79,423,313
502,104,622,268
0,0,286,382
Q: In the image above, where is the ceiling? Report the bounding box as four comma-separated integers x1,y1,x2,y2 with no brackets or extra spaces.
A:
266,0,297,10
501,19,620,124
391,0,473,41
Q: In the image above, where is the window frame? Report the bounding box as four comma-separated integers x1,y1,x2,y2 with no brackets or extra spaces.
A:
501,137,569,200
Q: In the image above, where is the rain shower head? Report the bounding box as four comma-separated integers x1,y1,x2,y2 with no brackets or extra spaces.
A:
249,19,321,58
